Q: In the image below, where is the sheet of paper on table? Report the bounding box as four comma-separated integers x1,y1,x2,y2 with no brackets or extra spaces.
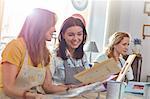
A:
45,82,102,98
44,75,118,98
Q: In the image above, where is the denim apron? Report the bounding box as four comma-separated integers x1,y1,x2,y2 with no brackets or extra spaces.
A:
0,51,46,99
64,58,85,85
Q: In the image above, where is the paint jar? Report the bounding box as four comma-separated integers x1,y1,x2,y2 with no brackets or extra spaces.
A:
144,83,150,99
106,81,126,99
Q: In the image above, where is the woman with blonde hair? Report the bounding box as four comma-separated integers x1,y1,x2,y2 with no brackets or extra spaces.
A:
0,8,69,99
94,32,134,81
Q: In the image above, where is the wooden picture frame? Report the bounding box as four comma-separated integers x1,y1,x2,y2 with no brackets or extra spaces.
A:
142,24,150,39
144,1,150,16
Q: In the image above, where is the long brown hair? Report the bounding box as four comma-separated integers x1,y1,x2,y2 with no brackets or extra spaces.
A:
18,8,56,66
57,17,87,60
106,32,130,58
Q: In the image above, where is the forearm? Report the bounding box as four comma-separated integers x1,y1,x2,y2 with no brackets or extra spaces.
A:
43,84,68,93
3,86,24,98
3,85,37,99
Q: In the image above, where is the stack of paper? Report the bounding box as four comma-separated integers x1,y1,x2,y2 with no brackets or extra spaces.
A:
125,81,149,94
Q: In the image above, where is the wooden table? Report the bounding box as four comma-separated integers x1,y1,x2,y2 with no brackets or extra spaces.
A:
46,91,143,99
70,92,143,99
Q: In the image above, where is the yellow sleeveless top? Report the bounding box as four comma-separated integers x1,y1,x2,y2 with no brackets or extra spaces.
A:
0,38,43,89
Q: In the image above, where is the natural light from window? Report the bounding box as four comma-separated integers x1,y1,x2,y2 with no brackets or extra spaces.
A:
1,0,91,57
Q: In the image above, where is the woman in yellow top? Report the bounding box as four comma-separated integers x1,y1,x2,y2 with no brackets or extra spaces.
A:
0,8,69,99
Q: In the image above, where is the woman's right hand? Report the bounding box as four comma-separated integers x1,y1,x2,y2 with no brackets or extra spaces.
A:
26,92,45,99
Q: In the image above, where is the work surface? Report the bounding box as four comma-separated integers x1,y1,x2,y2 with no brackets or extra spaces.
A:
71,92,143,99
46,91,143,99
45,81,144,99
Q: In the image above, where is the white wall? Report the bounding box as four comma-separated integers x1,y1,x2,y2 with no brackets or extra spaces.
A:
118,0,150,81
0,0,92,58
86,0,107,62
92,0,150,81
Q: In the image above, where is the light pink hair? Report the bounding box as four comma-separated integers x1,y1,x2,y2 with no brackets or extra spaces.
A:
71,14,86,26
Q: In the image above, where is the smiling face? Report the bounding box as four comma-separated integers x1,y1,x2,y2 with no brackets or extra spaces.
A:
63,26,83,51
114,37,130,55
58,17,87,59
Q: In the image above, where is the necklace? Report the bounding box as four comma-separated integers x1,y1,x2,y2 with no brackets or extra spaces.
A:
69,57,77,67
119,59,123,67
66,49,84,67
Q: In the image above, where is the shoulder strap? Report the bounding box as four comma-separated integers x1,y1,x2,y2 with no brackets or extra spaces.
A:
63,60,68,68
23,49,28,66
81,58,85,68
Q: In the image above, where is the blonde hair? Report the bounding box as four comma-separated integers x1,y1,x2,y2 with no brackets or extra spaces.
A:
19,8,56,66
106,32,130,58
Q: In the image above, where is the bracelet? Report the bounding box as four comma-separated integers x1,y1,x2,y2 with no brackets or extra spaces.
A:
23,91,28,99
66,87,70,91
